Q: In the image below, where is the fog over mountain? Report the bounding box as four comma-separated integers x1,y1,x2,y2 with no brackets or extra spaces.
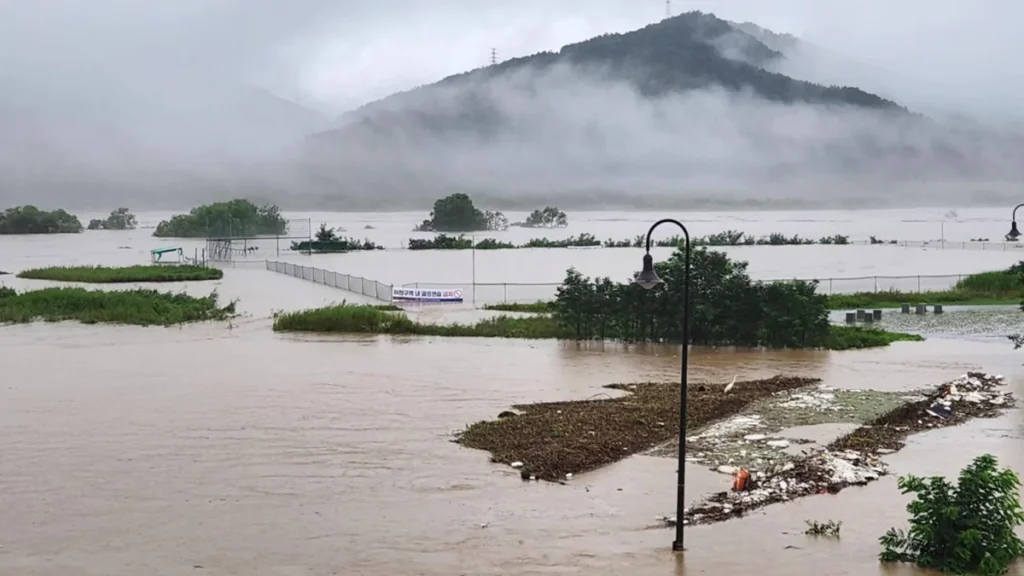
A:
1,0,1021,211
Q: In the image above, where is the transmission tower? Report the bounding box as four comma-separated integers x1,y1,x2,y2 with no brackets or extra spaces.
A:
665,0,671,18
490,48,497,66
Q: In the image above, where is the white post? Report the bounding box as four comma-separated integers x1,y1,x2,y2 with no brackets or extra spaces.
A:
472,234,476,307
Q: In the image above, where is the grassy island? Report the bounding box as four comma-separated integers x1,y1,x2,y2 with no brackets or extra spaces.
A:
17,265,222,283
0,287,235,326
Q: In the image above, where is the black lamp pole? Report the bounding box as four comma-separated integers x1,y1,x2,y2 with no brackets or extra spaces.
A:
1008,204,1024,241
633,218,691,552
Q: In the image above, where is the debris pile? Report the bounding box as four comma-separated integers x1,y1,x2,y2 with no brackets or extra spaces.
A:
659,372,1014,527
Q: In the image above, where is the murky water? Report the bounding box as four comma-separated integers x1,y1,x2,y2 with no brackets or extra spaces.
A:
2,209,1024,575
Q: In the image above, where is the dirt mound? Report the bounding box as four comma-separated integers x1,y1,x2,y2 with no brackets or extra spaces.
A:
455,375,820,481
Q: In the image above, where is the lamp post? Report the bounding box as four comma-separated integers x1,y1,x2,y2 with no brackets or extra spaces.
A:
633,218,691,552
1007,204,1024,241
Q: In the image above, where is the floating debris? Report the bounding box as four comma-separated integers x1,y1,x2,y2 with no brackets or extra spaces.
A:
669,372,1014,526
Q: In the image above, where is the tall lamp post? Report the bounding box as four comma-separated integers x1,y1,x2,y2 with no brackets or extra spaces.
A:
633,218,691,552
1007,203,1024,241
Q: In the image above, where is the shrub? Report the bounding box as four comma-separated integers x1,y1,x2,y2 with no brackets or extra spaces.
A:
153,199,286,238
880,454,1024,575
87,207,137,230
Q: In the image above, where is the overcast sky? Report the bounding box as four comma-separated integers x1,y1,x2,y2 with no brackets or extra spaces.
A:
1,0,1018,115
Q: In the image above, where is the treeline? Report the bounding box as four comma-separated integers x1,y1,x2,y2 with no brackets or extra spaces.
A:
0,206,137,235
552,247,831,347
407,231,850,250
291,223,383,253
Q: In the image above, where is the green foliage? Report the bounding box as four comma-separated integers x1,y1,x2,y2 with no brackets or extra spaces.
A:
879,454,1024,576
153,199,287,238
552,246,831,347
805,520,842,537
819,234,850,245
484,301,556,313
523,234,602,248
0,205,83,234
414,193,508,232
825,326,923,350
87,207,137,231
515,207,568,228
831,264,1024,309
408,234,475,250
291,238,382,253
0,287,235,326
314,223,339,242
16,265,222,283
272,304,565,338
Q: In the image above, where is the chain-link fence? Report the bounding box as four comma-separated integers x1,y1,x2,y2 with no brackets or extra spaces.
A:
266,260,393,302
404,273,984,304
205,218,314,261
845,240,1024,251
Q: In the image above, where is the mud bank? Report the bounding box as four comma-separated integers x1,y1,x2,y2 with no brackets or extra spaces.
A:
455,376,819,481
672,372,1015,527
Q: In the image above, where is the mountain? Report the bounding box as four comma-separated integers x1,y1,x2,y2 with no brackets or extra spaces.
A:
283,11,1024,210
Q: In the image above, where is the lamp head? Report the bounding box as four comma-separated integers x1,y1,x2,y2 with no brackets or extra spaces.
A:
1008,220,1021,242
633,253,663,290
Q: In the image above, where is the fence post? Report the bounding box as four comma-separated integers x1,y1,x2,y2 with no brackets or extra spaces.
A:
504,283,507,302
829,278,832,294
874,276,878,292
917,276,921,292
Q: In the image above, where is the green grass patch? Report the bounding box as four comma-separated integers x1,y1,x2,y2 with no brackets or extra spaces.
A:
0,287,235,326
482,301,555,313
825,325,924,350
17,265,223,283
272,304,565,338
273,304,920,350
827,269,1024,309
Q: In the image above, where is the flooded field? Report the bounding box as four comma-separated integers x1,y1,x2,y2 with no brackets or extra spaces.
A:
1,208,1024,575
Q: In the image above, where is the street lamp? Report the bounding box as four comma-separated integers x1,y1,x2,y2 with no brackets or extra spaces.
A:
633,218,691,552
1007,203,1024,241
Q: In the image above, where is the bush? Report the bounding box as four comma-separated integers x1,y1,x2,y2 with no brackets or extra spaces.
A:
153,199,286,238
16,265,222,283
413,193,508,232
87,207,137,230
0,206,83,234
880,454,1024,576
513,207,568,228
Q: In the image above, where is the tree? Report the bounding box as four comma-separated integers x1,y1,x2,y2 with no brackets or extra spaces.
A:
518,207,569,228
414,193,508,232
0,206,83,234
88,207,137,230
153,199,287,238
550,245,829,347
315,223,339,242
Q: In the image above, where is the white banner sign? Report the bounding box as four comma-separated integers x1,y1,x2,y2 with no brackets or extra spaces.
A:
392,287,464,303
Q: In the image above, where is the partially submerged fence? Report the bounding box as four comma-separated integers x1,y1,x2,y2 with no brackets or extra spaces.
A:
206,218,314,261
266,260,393,302
404,273,989,304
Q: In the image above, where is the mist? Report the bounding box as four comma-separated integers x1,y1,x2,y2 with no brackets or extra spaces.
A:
1,0,1021,211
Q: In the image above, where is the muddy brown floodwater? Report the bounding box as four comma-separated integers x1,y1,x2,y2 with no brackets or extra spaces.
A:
2,213,1024,576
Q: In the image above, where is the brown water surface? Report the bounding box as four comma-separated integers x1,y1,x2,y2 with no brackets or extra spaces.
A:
2,209,1024,574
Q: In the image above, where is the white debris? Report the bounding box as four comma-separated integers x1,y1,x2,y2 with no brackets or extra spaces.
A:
565,473,573,480
743,434,767,441
510,461,523,469
766,440,790,449
717,465,738,475
778,391,838,411
693,415,764,439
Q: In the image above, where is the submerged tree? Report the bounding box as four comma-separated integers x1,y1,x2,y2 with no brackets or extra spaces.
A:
88,207,137,231
551,245,829,347
517,207,568,228
414,193,508,232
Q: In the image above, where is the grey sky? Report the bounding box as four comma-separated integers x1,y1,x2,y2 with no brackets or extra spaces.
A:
2,0,1017,114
